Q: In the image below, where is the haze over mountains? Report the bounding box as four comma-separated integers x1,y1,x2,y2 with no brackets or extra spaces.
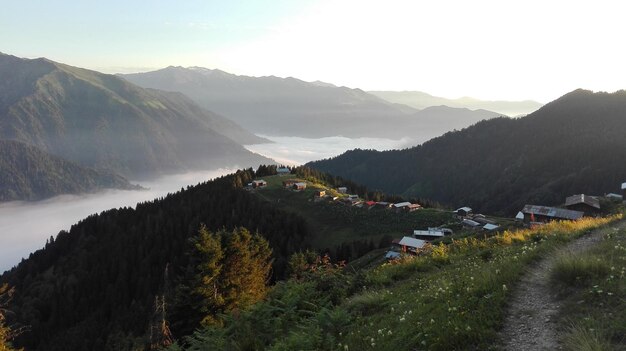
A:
0,53,271,200
369,90,543,117
0,140,138,201
122,66,504,139
308,89,626,215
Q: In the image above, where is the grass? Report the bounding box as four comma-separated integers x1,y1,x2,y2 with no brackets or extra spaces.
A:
333,216,620,350
549,223,626,350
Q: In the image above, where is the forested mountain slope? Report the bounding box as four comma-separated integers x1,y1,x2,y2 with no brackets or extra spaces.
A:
0,169,309,350
308,89,626,215
0,53,270,179
0,140,137,201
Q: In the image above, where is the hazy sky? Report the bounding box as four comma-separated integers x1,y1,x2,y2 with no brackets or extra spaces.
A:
2,0,625,102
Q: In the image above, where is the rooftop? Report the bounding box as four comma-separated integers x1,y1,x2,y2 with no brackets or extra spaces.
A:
565,194,600,209
398,236,426,249
522,205,584,220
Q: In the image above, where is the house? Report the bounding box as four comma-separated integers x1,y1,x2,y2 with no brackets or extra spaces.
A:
413,229,445,241
521,205,584,224
430,227,453,235
406,203,422,212
605,193,623,201
282,179,304,188
348,194,359,200
394,202,420,212
293,182,307,191
251,180,267,188
277,167,291,176
473,216,496,225
622,182,626,203
564,194,601,216
398,236,427,254
455,207,473,217
374,201,393,209
364,200,377,207
314,190,326,197
462,219,481,228
482,223,500,231
385,251,402,260
337,187,348,194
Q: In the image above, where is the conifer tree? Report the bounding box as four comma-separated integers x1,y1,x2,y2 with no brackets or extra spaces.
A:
219,228,273,312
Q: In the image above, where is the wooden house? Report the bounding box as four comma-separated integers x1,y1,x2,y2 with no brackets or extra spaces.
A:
251,180,267,188
455,207,473,217
394,201,420,212
482,223,500,231
282,179,304,188
277,167,291,176
413,229,445,241
293,182,307,191
521,205,584,224
398,236,427,254
564,194,601,216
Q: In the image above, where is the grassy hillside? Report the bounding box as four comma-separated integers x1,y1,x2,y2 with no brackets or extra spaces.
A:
168,213,622,350
250,175,454,253
308,89,626,215
0,140,138,201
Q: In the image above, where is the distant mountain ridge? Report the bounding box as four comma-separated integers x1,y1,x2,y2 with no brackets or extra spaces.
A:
122,67,504,139
369,90,543,117
0,53,271,179
308,89,626,215
0,140,138,201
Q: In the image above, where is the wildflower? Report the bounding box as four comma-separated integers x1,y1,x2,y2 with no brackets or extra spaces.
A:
502,284,507,291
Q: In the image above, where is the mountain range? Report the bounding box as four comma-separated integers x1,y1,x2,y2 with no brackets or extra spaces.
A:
368,90,543,117
121,67,504,139
0,139,138,201
308,89,626,215
0,53,271,183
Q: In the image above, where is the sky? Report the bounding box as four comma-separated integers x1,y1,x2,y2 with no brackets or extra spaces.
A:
1,0,626,102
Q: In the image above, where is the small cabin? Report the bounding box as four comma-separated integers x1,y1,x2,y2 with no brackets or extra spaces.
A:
385,251,402,260
564,194,601,216
455,207,473,217
282,179,304,188
314,190,326,197
521,204,584,224
277,167,291,176
482,223,500,231
293,182,307,191
413,229,445,241
462,219,481,228
398,236,427,254
251,180,267,188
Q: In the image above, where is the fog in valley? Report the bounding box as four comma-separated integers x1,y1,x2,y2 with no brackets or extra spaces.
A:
245,135,415,165
0,169,235,272
0,136,414,272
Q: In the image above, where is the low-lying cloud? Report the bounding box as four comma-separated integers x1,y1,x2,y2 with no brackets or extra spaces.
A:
246,135,416,165
0,169,235,273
